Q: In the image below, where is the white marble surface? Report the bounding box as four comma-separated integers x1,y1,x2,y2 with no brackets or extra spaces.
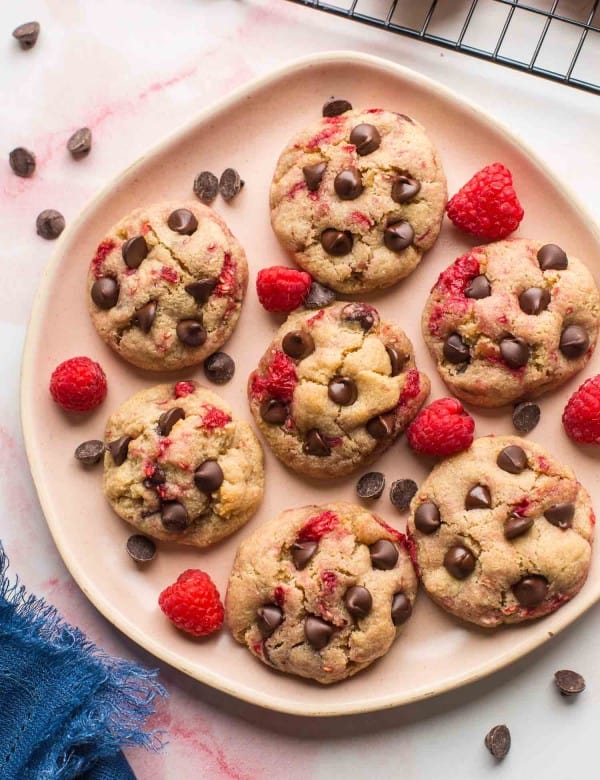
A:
1,1,599,777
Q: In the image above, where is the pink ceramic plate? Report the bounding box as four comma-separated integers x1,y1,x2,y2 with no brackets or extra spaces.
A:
21,52,600,716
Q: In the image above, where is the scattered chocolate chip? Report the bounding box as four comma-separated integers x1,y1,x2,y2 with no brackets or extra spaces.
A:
384,220,414,252
356,471,385,500
36,209,65,240
465,274,491,299
341,302,378,331
538,243,568,271
497,445,528,474
193,170,219,203
385,345,406,377
444,545,476,579
414,501,441,534
122,235,148,268
74,439,105,466
500,336,529,368
370,539,398,570
391,175,420,204
126,534,156,563
161,501,189,532
12,21,40,49
328,376,357,406
194,459,224,494
260,399,288,425
302,161,327,192
519,286,550,315
158,406,185,436
559,324,589,359
176,319,207,347
9,147,36,177
219,168,243,201
554,669,585,696
322,97,353,117
465,484,491,509
204,352,235,384
484,724,511,760
167,208,198,235
334,168,363,200
67,127,92,159
282,330,315,360
185,277,218,304
512,574,548,606
321,228,353,256
257,604,284,637
504,514,534,540
349,123,381,155
145,465,165,487
291,540,318,570
107,436,131,466
545,503,575,530
133,300,157,333
302,429,331,457
391,592,412,625
443,333,470,364
366,414,393,440
91,277,119,309
305,615,334,649
512,401,540,433
345,586,372,619
304,280,336,309
390,479,418,511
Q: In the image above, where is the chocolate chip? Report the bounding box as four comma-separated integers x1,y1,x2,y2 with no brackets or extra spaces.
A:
356,472,385,500
291,540,318,570
391,175,420,204
282,330,315,360
176,319,207,347
349,123,381,155
370,539,398,570
91,277,119,309
345,586,373,619
168,208,198,235
126,534,156,563
485,724,511,760
260,399,288,425
9,147,36,177
122,235,148,268
519,286,550,315
67,127,92,159
391,592,412,625
341,302,378,331
414,501,441,534
257,604,284,637
559,324,589,359
12,21,40,49
390,479,418,511
500,336,529,368
443,333,470,364
328,376,357,406
322,97,353,117
133,300,157,333
321,228,353,256
107,436,131,466
158,407,185,436
302,162,327,192
334,168,363,200
538,243,568,271
554,669,585,696
194,459,224,494
161,501,189,532
512,575,548,606
304,280,336,309
385,345,406,377
36,209,65,240
384,220,414,252
497,445,528,474
465,274,491,299
305,615,334,649
545,503,575,530
185,278,218,304
302,429,331,457
74,439,105,466
366,414,394,440
465,484,491,510
219,168,243,201
193,171,219,203
512,401,540,433
204,352,235,384
504,514,534,539
145,465,165,487
444,545,476,579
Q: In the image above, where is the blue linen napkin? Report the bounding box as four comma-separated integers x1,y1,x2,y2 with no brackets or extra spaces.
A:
0,543,166,779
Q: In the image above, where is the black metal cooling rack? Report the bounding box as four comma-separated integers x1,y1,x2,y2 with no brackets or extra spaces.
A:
285,0,600,95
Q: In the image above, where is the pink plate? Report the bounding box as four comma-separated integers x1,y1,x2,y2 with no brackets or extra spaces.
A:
21,52,600,716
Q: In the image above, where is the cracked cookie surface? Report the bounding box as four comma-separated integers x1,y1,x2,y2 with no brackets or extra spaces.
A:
422,239,600,407
87,201,248,371
103,381,264,547
247,301,430,479
226,502,418,684
408,435,594,627
269,108,447,294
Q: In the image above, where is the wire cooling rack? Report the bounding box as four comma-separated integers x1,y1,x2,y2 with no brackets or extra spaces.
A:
285,0,600,95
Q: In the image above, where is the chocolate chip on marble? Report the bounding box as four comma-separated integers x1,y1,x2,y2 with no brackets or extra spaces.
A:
414,501,441,534
391,592,412,625
366,414,394,440
126,534,156,563
390,479,418,511
133,300,157,333
465,275,491,299
545,503,575,530
443,333,470,364
204,351,235,384
91,277,119,309
321,228,353,256
9,147,35,177
444,545,476,579
370,539,398,570
385,345,406,377
302,429,331,457
391,175,421,204
160,501,189,532
12,21,40,49
500,336,529,369
282,330,315,360
554,669,585,697
328,376,357,406
356,471,385,500
185,277,218,304
504,514,534,540
67,127,92,159
485,724,511,760
497,445,528,474
291,540,318,570
219,168,244,201
465,484,491,510
559,325,589,359
538,243,568,271
384,220,414,252
167,208,198,234
341,302,378,331
322,97,353,117
74,439,105,466
36,209,65,239
257,604,284,637
512,575,548,606
260,399,288,425
107,436,131,466
193,170,219,203
345,586,373,619
519,286,550,315
176,319,207,347
349,123,381,155
334,168,363,200
304,280,336,309
122,235,148,268
305,616,334,649
302,161,327,192
512,402,540,433
158,406,185,436
194,459,224,494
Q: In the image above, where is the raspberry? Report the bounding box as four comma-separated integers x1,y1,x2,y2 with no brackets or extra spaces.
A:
446,163,524,241
250,350,297,403
49,356,107,412
407,397,474,457
562,375,600,444
256,266,312,312
158,569,224,637
298,510,339,541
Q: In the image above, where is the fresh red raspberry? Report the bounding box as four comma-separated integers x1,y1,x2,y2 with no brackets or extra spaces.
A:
407,397,474,457
256,266,312,312
49,356,107,412
158,569,224,637
562,375,600,444
446,163,524,241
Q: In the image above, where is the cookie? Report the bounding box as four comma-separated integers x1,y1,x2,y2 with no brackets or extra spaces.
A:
408,436,594,627
226,502,418,684
88,202,248,371
270,108,447,294
422,239,600,407
247,301,430,479
103,381,263,547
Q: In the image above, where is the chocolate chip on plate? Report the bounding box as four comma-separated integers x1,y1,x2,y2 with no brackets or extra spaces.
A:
322,97,353,117
67,127,92,159
158,406,185,436
91,277,119,309
194,459,224,494
356,471,385,500
126,534,156,563
389,479,418,511
512,401,540,433
554,669,585,697
204,351,235,384
74,439,105,466
219,168,243,201
12,21,40,49
538,243,568,271
193,170,219,203
168,208,198,235
484,724,511,760
304,280,336,309
349,123,381,155
303,161,327,192
36,209,65,240
122,235,148,268
369,539,398,570
9,147,36,177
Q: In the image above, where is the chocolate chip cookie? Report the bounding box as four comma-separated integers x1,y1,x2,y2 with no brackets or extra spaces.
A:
422,239,600,407
103,381,263,547
408,436,594,627
247,301,430,479
88,202,248,371
226,502,417,683
270,108,447,294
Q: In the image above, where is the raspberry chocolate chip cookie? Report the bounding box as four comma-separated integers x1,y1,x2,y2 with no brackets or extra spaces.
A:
226,502,418,684
248,301,430,479
408,435,594,627
270,107,447,294
88,202,248,371
103,381,264,547
422,239,600,407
